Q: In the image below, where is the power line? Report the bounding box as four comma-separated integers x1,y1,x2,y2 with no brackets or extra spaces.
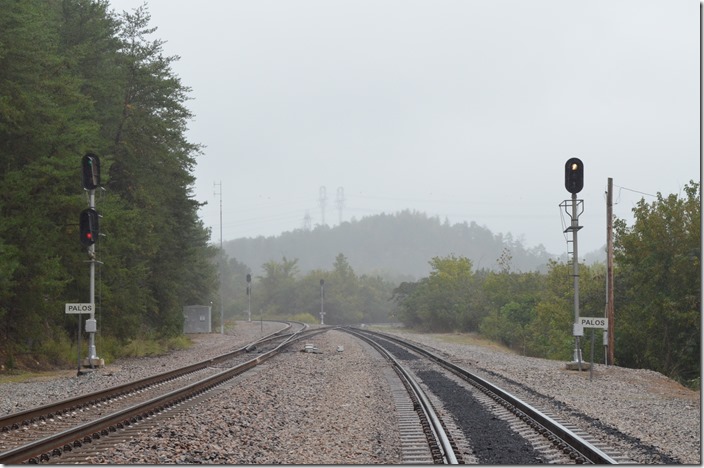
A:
613,184,657,198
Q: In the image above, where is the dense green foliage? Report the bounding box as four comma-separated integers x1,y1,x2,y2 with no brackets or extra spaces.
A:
0,0,216,365
613,182,700,382
394,183,700,383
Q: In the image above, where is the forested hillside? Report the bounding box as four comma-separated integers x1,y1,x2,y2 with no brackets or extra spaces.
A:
0,1,217,365
224,210,556,280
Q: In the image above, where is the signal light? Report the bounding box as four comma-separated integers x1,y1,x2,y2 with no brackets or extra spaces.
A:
79,208,99,246
82,153,100,190
565,157,584,194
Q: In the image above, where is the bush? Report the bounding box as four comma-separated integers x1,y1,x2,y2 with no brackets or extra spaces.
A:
290,312,319,324
37,332,74,366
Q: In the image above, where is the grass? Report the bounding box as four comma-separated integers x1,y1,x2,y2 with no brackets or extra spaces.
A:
0,369,77,384
370,325,515,354
0,334,194,384
437,333,515,353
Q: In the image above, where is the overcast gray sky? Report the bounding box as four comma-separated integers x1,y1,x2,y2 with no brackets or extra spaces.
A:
110,0,700,256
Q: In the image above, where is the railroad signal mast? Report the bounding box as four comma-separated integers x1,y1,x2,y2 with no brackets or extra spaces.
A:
560,158,585,370
319,279,325,325
80,153,103,368
246,273,252,322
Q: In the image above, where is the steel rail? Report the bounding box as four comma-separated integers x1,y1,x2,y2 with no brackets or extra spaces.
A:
0,322,294,431
356,328,619,465
344,328,458,464
0,323,322,464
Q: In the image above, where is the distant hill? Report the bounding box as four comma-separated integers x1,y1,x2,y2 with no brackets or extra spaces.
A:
223,210,563,280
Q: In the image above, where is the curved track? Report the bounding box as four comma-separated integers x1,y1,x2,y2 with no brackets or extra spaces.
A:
346,327,624,464
347,328,460,464
0,322,319,464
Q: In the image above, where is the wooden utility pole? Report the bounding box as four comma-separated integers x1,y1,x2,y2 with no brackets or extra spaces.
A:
606,177,615,365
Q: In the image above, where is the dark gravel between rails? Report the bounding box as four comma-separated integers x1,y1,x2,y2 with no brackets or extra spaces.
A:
381,329,700,465
416,368,545,464
373,335,546,463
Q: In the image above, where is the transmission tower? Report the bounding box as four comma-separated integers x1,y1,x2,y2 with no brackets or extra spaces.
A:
318,186,328,226
302,210,312,231
336,187,345,225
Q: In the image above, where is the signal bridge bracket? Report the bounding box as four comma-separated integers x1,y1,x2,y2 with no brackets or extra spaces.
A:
560,199,584,225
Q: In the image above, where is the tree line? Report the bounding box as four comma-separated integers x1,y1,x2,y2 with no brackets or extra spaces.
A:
218,253,397,326
393,182,700,385
0,0,217,365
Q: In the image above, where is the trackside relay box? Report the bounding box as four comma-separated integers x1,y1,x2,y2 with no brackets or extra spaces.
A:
183,305,212,333
85,318,97,333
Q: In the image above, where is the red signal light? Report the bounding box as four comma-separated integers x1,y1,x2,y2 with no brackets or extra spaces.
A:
79,208,99,246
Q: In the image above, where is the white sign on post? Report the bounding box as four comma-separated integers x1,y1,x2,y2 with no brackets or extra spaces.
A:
579,317,608,329
65,303,95,314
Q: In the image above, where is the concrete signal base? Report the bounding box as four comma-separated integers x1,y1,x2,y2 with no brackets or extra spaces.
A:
565,361,591,371
82,357,105,368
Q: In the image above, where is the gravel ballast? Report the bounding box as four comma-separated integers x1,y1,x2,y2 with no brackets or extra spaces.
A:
382,329,700,465
1,323,700,464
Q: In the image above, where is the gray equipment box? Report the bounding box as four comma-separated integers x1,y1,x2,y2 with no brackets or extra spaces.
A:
183,305,212,333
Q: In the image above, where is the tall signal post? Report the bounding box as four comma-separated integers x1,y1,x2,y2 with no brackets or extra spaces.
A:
319,279,325,325
606,178,615,365
214,181,224,334
246,273,252,322
560,158,584,370
80,153,103,368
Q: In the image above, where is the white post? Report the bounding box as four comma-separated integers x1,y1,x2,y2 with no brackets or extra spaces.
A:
320,279,325,325
87,189,98,364
571,193,582,366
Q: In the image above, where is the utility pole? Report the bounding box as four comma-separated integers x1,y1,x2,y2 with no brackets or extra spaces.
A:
318,186,327,226
214,181,224,334
606,177,615,365
336,187,345,225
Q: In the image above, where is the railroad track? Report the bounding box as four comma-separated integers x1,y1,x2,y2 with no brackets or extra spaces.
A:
349,328,460,464
345,327,628,464
0,321,319,464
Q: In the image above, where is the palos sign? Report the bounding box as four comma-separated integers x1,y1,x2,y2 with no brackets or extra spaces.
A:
579,317,608,329
65,303,95,314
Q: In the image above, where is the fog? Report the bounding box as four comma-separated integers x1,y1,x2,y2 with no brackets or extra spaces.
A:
110,0,700,256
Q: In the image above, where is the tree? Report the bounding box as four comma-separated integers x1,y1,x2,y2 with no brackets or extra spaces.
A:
257,257,300,316
0,0,98,351
614,181,700,381
99,4,213,336
393,255,479,332
0,1,217,365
